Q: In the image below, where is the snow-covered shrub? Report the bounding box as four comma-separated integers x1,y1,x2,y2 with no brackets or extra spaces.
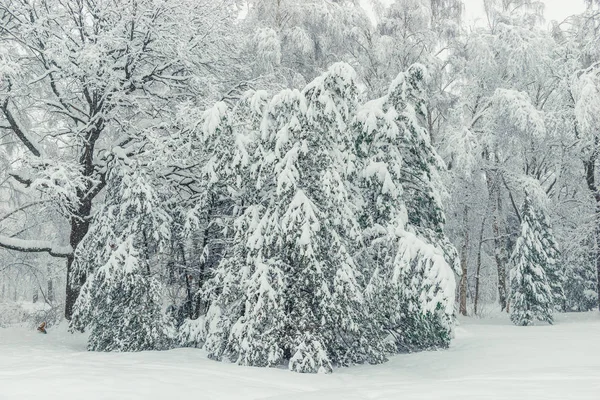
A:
178,316,206,348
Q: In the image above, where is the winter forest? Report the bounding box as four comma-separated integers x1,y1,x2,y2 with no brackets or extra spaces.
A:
1,0,600,395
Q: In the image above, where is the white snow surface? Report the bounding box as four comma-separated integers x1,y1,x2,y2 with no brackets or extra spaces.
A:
1,312,599,400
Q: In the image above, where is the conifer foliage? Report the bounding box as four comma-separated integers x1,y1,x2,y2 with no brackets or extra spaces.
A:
70,237,171,351
538,212,566,311
184,62,458,372
509,196,555,326
202,64,390,373
354,65,457,352
58,61,459,368
69,165,173,351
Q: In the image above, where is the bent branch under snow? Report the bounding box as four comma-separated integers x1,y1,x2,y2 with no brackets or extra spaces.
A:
0,235,72,258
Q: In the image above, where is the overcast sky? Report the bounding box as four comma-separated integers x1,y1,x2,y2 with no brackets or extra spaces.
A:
462,0,587,26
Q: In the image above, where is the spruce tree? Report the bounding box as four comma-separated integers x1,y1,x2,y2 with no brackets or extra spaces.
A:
71,237,171,351
509,195,554,326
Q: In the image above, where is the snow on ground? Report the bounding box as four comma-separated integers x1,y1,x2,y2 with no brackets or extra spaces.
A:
1,312,599,400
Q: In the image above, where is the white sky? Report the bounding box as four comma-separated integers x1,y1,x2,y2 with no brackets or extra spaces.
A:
462,0,587,26
359,1,588,28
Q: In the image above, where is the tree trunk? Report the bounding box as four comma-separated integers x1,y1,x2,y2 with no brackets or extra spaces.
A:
486,168,508,312
584,155,600,311
65,198,93,320
459,205,469,316
47,278,54,303
178,242,195,319
192,224,210,319
474,216,486,316
493,196,508,312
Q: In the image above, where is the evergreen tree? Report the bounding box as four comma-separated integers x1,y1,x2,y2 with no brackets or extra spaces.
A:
203,63,387,373
538,211,566,311
70,237,171,351
69,165,173,351
176,98,262,354
354,64,457,353
509,195,554,326
564,246,598,312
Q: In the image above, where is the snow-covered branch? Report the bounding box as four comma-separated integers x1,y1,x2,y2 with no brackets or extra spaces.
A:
0,235,72,258
1,98,42,157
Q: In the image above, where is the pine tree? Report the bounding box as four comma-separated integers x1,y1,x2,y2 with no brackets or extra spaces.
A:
203,63,387,373
69,165,173,351
509,195,554,326
70,237,172,351
299,62,385,368
176,98,263,356
354,64,457,353
538,211,566,311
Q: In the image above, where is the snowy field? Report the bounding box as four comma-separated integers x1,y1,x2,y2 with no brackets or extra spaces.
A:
1,312,599,400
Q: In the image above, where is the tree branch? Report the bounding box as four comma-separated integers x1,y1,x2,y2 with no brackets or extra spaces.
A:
9,172,33,187
1,79,42,157
0,235,72,258
0,201,49,224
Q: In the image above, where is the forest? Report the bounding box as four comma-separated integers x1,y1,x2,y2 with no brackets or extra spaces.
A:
1,0,600,376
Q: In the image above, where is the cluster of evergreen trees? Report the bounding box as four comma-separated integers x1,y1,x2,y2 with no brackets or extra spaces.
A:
69,63,458,372
2,0,600,374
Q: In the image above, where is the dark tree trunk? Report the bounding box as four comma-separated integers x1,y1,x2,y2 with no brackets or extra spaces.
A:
584,155,600,311
65,124,104,320
47,278,54,303
492,204,508,312
65,198,93,320
179,243,194,319
192,225,210,319
459,205,469,316
474,218,485,316
486,169,508,312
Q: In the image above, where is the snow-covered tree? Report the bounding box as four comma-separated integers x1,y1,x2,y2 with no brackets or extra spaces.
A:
69,162,173,350
563,243,598,312
440,8,571,313
241,0,371,87
70,237,171,351
509,195,554,326
0,0,244,319
354,64,457,352
202,63,387,373
538,211,566,311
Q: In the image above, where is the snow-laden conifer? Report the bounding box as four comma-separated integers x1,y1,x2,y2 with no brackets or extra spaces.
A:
564,249,598,312
355,64,457,352
70,237,171,351
175,98,260,349
69,165,173,351
509,195,554,326
204,63,386,373
538,211,566,311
